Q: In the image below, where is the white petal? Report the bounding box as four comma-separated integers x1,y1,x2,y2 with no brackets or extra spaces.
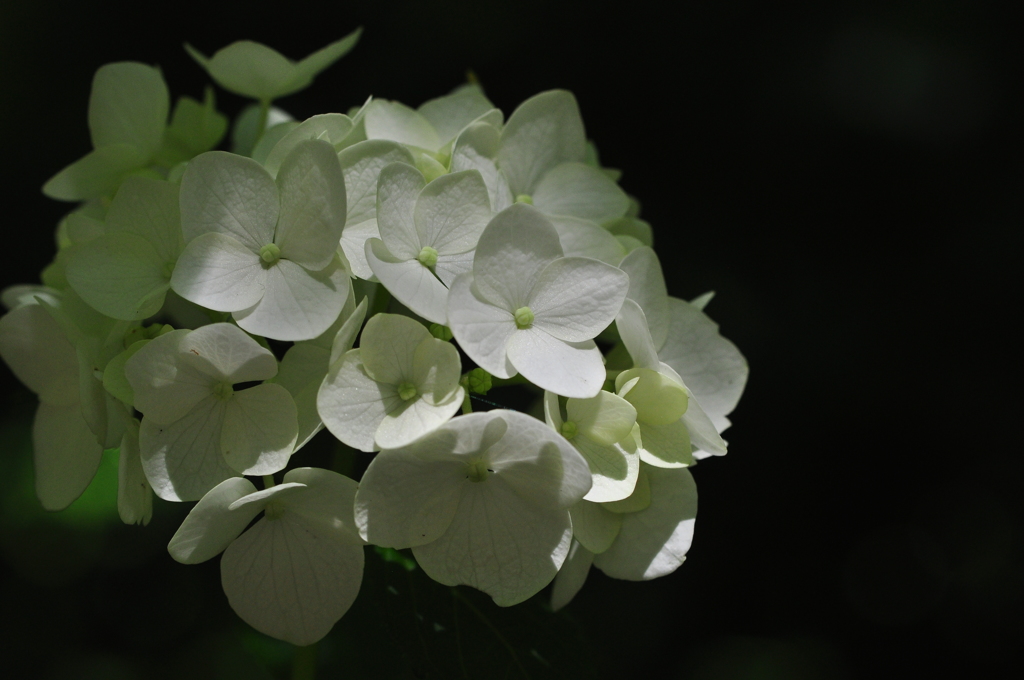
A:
566,391,636,446
451,122,513,212
281,468,363,543
264,113,355,177
88,62,169,158
506,328,605,399
548,215,626,265
66,232,169,320
574,435,640,503
182,322,279,383
221,515,365,645
221,383,298,475
125,329,216,424
358,312,430,385
532,162,628,223
658,297,749,430
471,204,562,311
105,176,184,263
433,249,475,288
637,419,693,468
329,295,368,365
32,401,104,511
338,140,416,229
274,139,348,271
618,247,669,349
179,151,279,250
594,467,697,581
569,501,623,554
171,232,266,313
415,170,491,254
274,343,331,451
233,259,347,341
658,363,729,456
412,336,463,402
417,87,496,144
550,540,594,611
528,257,628,342
413,481,573,606
374,391,463,450
498,90,586,196
376,163,426,260
139,396,236,501
117,419,152,526
0,303,79,406
615,298,661,371
339,218,381,280
366,239,449,325
446,273,516,379
364,100,442,151
167,476,260,564
354,447,465,548
318,350,400,452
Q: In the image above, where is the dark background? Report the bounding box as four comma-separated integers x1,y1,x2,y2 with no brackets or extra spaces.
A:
0,1,1020,678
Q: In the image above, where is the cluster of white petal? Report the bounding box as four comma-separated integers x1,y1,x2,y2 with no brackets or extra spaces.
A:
0,32,749,645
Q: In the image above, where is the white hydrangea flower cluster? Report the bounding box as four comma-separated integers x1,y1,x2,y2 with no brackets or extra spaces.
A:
0,31,749,646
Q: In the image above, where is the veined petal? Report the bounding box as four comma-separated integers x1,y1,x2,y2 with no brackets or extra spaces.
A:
567,391,636,446
618,247,669,350
221,383,298,475
412,336,463,402
264,113,355,178
616,299,661,371
181,322,279,384
573,434,639,503
551,540,595,611
360,313,431,384
446,273,516,379
339,219,380,280
532,162,628,223
365,100,442,152
318,350,401,452
374,391,463,450
451,121,513,212
179,151,279,249
0,303,79,406
498,90,586,196
366,239,449,325
233,259,348,341
376,163,426,261
415,170,491,254
33,401,104,511
658,363,728,456
506,328,604,399
275,139,348,271
273,343,331,451
106,176,184,263
66,232,169,320
433,249,475,288
338,140,416,229
171,232,266,312
529,257,627,342
548,215,626,265
569,501,623,554
42,144,148,202
167,476,261,564
417,87,496,145
281,468,363,543
88,62,169,159
125,329,216,424
637,419,693,468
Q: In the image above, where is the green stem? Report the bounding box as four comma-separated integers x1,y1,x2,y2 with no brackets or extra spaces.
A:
254,99,270,148
290,643,317,680
461,389,473,414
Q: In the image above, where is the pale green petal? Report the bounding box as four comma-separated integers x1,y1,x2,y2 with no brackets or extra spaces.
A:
605,216,653,247
88,62,169,158
412,336,462,402
618,247,669,349
33,401,104,511
139,395,235,501
124,330,214,423
281,468,363,543
365,100,442,152
160,89,228,162
171,232,266,312
567,391,636,446
690,291,715,310
106,176,184,262
374,390,463,450
1,285,61,311
264,113,355,177
446,273,516,379
288,29,363,97
187,41,293,101
533,162,628,223
221,383,298,475
572,434,639,503
616,367,688,426
221,514,364,646
117,419,152,526
273,343,330,451
359,312,429,385
0,303,79,406
413,481,573,606
376,162,426,260
233,259,348,341
103,339,148,407
340,218,380,280
365,239,449,325
179,151,279,249
528,257,628,343
66,233,169,320
42,144,147,202
417,86,496,144
415,170,491,254
594,467,697,581
451,122,513,212
551,540,594,611
181,322,279,383
548,215,626,265
498,90,586,196
338,140,416,228
615,298,661,370
275,139,347,270
250,121,300,166
657,297,748,430
167,476,260,563
472,203,563,311
658,363,728,456
329,295,368,365
569,500,623,554
637,419,693,468
230,103,294,157
354,447,464,547
318,350,400,452
506,328,605,399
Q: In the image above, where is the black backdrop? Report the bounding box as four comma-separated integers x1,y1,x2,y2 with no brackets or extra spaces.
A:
1,1,1020,678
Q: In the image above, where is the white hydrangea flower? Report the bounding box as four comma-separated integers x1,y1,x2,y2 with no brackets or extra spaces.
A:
117,417,153,526
125,322,298,501
365,163,492,323
171,139,350,341
185,30,362,102
317,313,464,451
355,410,591,605
65,176,184,320
168,469,364,646
260,107,369,178
551,464,698,610
43,62,169,201
447,203,628,398
543,390,641,502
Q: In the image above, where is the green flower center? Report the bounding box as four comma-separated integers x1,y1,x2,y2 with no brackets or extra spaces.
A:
417,246,439,268
514,194,533,205
213,381,234,401
466,459,491,483
397,381,418,401
514,306,534,329
560,421,578,440
259,243,281,265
